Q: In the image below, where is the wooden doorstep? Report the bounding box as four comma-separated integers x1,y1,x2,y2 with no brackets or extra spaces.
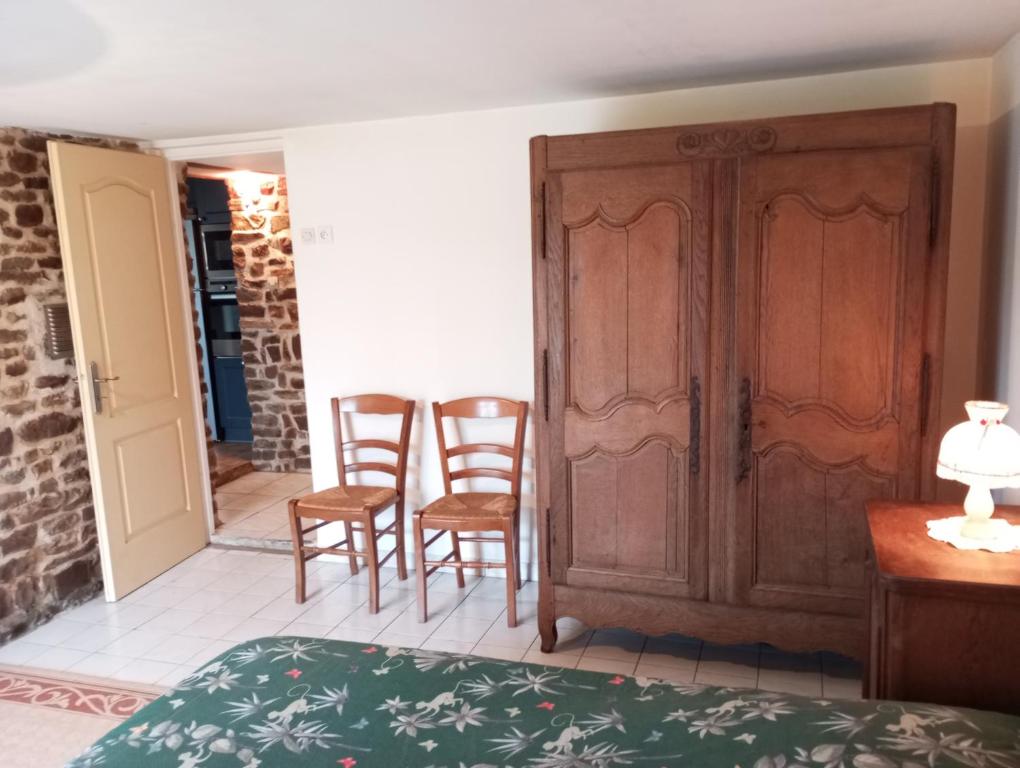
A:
549,585,866,660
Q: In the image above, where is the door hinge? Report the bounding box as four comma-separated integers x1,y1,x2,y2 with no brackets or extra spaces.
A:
920,353,932,437
542,348,549,421
928,157,940,249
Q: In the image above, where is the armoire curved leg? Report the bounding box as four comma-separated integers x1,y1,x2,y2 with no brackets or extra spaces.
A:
539,616,558,653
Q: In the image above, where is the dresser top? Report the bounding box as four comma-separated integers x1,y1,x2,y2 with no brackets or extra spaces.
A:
866,501,1020,589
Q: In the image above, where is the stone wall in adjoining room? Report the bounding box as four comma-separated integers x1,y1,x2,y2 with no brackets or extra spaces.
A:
0,127,136,643
225,175,309,472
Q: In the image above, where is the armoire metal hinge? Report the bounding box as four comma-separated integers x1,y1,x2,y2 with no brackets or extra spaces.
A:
542,348,549,421
540,182,547,259
920,354,932,436
928,158,940,248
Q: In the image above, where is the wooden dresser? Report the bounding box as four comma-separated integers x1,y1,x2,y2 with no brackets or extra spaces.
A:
865,500,1020,714
529,104,956,658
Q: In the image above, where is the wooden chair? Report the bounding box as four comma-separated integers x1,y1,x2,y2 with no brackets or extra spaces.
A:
289,394,415,613
413,397,528,626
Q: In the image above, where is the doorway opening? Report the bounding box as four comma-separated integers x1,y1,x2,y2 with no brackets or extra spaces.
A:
178,150,311,552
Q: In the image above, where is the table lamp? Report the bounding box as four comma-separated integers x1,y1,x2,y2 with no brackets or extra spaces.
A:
936,401,1020,539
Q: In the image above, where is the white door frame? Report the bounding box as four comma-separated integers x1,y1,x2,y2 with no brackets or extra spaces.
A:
151,133,287,538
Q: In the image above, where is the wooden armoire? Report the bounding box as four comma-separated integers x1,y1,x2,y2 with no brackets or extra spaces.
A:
529,104,955,659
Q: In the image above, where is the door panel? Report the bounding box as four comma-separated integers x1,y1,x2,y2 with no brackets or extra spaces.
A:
50,142,209,600
734,148,931,616
547,163,710,599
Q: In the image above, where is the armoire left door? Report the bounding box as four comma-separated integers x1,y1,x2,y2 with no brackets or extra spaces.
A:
544,161,712,601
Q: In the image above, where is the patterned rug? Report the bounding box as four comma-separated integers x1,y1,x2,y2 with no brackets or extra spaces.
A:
0,665,162,768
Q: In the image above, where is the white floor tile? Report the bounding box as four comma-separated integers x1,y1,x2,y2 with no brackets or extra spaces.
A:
477,621,538,649
254,596,318,623
130,584,193,609
420,637,475,654
142,635,217,665
178,612,247,640
215,593,276,618
337,606,403,632
575,656,638,676
471,644,526,662
60,598,118,625
60,623,129,653
20,618,84,646
104,603,165,629
0,640,48,665
380,610,442,640
139,608,207,633
278,622,334,639
757,669,823,697
522,650,581,669
372,631,425,649
325,626,379,643
187,638,239,665
449,597,508,621
220,617,289,642
295,600,359,628
584,629,646,661
112,658,180,684
822,675,862,700
102,628,171,658
69,653,133,678
156,664,195,687
429,615,493,643
694,669,759,689
27,646,91,671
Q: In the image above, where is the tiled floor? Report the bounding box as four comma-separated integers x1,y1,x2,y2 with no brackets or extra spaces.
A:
0,546,862,698
213,470,312,542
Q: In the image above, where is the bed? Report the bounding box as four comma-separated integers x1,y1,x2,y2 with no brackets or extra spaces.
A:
67,636,1020,767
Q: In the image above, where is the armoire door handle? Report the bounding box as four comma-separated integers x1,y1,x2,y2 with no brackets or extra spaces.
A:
690,375,701,475
737,377,752,482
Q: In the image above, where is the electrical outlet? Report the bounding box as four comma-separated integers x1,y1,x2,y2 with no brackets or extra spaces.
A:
299,227,316,245
317,225,334,244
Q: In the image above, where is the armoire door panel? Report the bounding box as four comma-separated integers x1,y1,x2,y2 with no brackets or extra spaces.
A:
734,147,931,616
548,162,710,599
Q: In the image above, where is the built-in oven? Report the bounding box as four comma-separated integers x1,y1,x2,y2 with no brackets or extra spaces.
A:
205,288,242,358
199,222,235,285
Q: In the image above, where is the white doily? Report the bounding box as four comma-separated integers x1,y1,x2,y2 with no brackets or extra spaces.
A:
926,516,1020,553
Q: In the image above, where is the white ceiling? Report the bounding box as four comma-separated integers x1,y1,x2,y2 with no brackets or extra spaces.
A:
1,0,1018,140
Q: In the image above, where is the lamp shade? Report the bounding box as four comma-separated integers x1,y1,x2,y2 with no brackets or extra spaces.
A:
936,401,1020,488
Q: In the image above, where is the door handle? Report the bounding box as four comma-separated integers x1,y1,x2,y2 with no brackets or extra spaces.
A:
90,362,119,414
736,376,752,482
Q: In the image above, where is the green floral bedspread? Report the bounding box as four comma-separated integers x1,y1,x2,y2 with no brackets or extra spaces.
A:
68,636,1020,767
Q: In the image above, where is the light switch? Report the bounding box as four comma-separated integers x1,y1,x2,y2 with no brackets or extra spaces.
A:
317,226,334,244
299,227,316,245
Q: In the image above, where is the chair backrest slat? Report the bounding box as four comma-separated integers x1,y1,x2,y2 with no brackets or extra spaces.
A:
449,467,513,483
432,397,528,497
446,442,514,459
332,394,415,492
344,439,400,453
346,461,398,476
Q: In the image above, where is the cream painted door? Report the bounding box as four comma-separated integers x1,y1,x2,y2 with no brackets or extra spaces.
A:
49,142,209,600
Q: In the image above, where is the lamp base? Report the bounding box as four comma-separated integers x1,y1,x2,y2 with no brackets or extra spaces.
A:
961,484,996,540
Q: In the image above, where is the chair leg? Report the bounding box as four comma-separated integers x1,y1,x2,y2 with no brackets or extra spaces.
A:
513,513,523,590
395,499,408,581
502,519,517,627
413,511,428,622
344,521,360,575
288,500,306,604
364,514,381,614
449,531,466,589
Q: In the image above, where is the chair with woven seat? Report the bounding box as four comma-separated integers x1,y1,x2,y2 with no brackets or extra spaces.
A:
289,394,415,613
413,397,528,626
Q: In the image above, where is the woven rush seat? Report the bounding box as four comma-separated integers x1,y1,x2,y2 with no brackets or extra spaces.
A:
418,491,517,524
294,485,397,515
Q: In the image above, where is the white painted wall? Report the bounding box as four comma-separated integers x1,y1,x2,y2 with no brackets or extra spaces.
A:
987,33,1020,503
281,57,996,576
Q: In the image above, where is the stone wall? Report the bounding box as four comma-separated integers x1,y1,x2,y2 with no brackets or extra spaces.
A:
225,176,309,471
0,128,136,642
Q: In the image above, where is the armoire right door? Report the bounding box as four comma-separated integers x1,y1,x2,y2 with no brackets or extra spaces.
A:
732,146,934,617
